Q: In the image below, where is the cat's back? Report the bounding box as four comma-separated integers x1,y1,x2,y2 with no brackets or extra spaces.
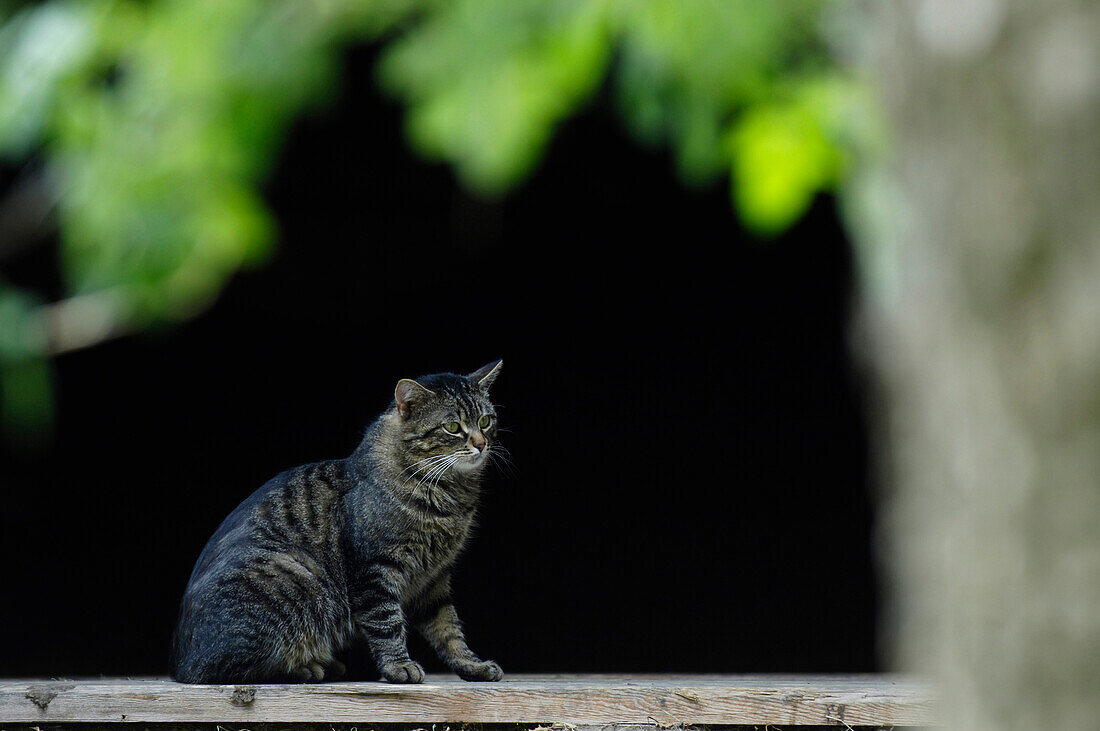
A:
171,459,352,682
188,459,349,579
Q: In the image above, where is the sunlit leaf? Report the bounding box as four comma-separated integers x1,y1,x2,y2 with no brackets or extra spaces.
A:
615,0,817,183
728,78,859,235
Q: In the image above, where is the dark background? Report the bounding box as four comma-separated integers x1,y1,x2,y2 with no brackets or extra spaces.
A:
1,44,875,677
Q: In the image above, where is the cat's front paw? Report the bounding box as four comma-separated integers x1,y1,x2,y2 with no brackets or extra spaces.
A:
455,659,503,682
288,662,327,682
381,659,425,684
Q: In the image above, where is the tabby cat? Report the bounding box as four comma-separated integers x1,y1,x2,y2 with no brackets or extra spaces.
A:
170,360,505,684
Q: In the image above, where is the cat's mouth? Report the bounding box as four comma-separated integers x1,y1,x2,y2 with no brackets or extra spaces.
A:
452,448,488,472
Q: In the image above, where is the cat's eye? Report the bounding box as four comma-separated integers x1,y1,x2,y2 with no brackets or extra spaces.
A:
478,414,492,429
443,421,461,434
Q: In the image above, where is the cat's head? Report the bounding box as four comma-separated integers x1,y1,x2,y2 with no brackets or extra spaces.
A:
391,359,502,478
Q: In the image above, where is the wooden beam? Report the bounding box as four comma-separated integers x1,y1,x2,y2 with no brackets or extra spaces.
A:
0,675,937,727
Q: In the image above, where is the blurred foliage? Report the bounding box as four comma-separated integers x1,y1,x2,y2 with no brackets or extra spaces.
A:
0,0,872,437
379,0,872,225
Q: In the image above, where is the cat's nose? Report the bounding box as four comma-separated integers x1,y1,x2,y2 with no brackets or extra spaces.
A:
471,435,487,452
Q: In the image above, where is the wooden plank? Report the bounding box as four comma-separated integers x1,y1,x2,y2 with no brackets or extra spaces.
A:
0,675,937,726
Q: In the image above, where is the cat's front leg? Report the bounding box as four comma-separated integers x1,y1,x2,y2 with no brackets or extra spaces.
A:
412,577,503,682
351,573,424,683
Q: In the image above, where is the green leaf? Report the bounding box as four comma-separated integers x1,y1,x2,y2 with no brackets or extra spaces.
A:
614,0,817,183
0,355,54,443
728,79,857,235
0,287,53,440
0,286,47,359
0,1,95,157
379,0,613,194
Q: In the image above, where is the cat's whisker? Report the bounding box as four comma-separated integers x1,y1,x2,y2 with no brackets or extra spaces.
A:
415,462,448,490
403,454,455,482
485,448,518,478
401,454,452,476
487,442,513,458
401,458,436,475
421,455,463,505
406,461,450,482
417,455,459,493
401,460,441,480
487,452,515,471
428,462,454,496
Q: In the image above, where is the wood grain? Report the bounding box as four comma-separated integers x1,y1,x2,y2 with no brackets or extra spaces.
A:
0,675,938,726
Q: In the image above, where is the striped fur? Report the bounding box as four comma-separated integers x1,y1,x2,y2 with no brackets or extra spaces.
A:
170,360,505,684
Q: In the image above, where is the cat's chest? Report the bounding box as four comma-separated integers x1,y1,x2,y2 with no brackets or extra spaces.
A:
390,516,472,592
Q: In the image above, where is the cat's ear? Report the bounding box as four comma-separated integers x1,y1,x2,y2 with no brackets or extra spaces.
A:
469,359,502,390
395,378,434,418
